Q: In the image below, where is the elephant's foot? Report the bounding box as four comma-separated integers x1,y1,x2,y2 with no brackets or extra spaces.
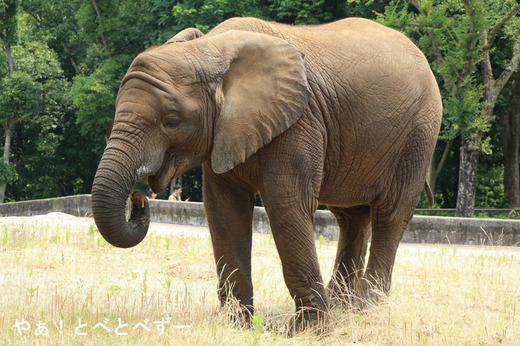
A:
327,275,357,309
219,298,254,327
327,274,390,311
216,271,254,327
350,277,389,311
283,307,332,336
284,290,332,335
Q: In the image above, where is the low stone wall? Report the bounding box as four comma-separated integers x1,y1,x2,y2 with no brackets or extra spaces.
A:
402,215,520,246
0,195,92,218
0,195,519,246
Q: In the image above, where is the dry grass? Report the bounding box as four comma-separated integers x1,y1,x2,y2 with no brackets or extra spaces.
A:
1,217,519,345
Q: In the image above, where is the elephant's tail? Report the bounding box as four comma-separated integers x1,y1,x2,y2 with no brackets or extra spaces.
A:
424,181,434,207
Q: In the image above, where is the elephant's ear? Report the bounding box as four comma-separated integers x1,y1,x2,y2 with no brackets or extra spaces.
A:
198,30,311,174
166,28,204,43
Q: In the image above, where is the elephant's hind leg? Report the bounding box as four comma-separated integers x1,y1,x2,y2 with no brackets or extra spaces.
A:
327,205,371,305
362,134,429,306
361,202,415,308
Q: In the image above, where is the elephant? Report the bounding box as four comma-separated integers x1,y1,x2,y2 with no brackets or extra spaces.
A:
91,17,442,329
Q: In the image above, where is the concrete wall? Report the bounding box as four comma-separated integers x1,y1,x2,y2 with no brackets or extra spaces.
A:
0,195,92,218
0,195,519,246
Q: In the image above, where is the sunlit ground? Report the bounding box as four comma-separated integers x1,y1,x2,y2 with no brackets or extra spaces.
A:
1,214,519,344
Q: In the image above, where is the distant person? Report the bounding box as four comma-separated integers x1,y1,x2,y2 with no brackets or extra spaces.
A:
168,184,189,201
147,188,157,200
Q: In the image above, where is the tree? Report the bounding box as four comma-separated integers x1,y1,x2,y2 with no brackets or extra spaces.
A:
0,0,20,202
156,0,263,34
72,0,163,157
3,0,106,200
0,35,77,200
0,0,16,72
501,72,520,206
379,0,520,217
71,58,121,157
20,0,86,79
155,0,349,36
260,0,348,25
0,71,39,189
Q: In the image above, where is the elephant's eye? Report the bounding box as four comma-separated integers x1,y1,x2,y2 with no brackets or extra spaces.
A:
164,114,180,128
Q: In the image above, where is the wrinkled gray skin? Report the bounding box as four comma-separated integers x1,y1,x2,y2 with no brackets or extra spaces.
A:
92,17,442,329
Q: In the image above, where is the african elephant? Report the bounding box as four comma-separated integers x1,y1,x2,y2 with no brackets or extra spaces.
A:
91,17,442,328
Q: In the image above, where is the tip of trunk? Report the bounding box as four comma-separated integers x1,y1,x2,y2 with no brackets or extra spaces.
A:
92,189,151,249
128,190,151,227
91,147,151,248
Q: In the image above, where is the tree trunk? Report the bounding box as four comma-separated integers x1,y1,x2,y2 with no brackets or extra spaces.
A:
91,0,112,58
501,75,520,206
0,118,15,203
0,44,15,203
429,140,452,194
60,41,80,74
456,137,481,217
6,45,13,75
478,17,520,207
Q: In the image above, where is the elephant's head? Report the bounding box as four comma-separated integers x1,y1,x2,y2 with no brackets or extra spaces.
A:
91,30,311,248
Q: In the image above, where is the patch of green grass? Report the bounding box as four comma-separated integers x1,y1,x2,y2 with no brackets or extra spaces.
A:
2,226,8,245
250,314,264,345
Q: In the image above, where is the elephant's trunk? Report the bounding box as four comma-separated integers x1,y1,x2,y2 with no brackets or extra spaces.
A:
91,145,150,248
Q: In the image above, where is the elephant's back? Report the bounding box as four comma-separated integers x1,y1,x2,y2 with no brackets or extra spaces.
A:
208,17,421,59
208,16,440,115
208,16,441,131
208,17,436,87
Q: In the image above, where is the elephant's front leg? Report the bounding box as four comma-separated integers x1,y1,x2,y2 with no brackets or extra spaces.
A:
203,165,256,323
261,178,330,331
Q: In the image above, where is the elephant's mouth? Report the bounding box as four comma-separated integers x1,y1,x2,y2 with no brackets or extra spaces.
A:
147,150,177,193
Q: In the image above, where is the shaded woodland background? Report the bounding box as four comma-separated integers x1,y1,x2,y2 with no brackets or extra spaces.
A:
1,0,519,217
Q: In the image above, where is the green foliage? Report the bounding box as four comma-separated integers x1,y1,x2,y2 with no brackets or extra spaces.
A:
377,1,484,142
0,37,67,133
11,33,64,78
71,58,122,156
344,0,391,19
0,0,517,212
156,0,348,35
20,0,87,79
76,0,159,56
166,0,263,33
76,0,119,48
0,0,18,46
181,166,203,202
377,0,520,208
250,314,263,345
70,0,163,158
0,70,41,122
0,161,17,184
378,0,519,147
262,0,348,25
0,16,97,201
476,165,507,208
